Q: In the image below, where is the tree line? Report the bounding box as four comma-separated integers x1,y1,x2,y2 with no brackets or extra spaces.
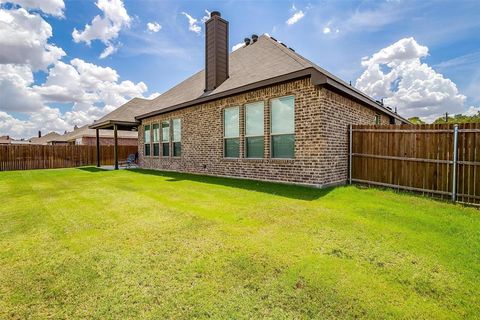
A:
408,110,480,124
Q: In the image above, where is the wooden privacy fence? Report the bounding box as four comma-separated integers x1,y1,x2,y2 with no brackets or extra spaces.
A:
0,145,138,171
349,123,480,205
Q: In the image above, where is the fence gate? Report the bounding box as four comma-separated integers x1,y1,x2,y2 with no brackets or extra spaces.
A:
349,123,480,205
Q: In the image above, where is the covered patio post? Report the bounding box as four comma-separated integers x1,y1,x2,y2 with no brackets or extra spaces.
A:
96,129,100,167
113,124,118,170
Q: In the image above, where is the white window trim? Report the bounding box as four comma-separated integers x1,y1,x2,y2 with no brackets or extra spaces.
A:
161,120,170,157
244,101,265,159
223,106,240,158
172,118,182,158
270,95,295,159
144,124,152,157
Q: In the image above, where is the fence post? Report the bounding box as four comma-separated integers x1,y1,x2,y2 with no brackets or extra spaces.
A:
452,124,458,202
349,124,352,184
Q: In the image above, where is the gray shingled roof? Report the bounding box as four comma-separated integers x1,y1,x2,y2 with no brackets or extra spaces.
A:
92,34,408,126
145,35,314,112
62,125,138,141
29,132,62,145
93,97,153,125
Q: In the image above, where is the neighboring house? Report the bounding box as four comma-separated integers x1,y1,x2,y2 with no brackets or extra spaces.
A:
61,125,138,146
92,11,409,187
29,132,63,145
0,135,13,144
27,126,137,146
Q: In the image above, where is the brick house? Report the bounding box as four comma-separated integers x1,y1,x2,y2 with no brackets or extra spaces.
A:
95,11,409,186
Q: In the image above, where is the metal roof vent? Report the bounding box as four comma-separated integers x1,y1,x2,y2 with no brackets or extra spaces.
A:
251,34,258,42
244,37,251,46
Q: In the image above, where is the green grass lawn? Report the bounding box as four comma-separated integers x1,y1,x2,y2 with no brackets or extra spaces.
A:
0,168,479,319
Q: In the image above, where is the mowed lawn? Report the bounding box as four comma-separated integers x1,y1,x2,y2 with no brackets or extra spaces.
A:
0,168,479,319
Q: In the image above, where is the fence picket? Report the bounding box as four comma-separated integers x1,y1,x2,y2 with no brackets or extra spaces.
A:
0,145,137,171
352,123,480,205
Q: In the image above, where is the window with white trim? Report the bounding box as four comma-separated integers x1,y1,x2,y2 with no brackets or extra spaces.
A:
245,101,264,158
223,106,240,158
144,125,151,156
270,96,295,158
172,118,181,157
161,121,170,156
152,123,160,156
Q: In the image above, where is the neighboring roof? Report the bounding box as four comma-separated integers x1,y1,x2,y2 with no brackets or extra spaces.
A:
62,125,138,141
91,34,409,127
29,132,62,145
136,35,408,123
0,135,12,144
90,97,154,129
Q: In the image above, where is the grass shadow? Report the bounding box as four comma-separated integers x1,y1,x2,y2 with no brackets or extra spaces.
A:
129,169,333,201
77,166,109,173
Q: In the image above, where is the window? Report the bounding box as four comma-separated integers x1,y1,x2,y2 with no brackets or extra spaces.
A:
245,102,264,158
271,96,294,158
172,119,181,157
224,106,240,157
375,114,381,125
162,121,170,156
152,123,160,156
144,125,151,156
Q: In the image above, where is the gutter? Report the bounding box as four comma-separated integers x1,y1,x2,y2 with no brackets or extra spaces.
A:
89,120,140,130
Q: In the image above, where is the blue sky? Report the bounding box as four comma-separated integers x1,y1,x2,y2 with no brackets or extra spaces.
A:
1,0,479,138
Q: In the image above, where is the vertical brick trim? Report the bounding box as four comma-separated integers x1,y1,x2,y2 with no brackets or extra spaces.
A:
220,107,225,158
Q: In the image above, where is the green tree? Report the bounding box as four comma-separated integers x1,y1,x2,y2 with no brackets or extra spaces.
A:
433,110,480,124
408,117,425,124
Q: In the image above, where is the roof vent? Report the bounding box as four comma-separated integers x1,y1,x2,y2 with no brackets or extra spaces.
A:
244,37,251,46
289,47,295,52
251,34,258,42
270,36,277,42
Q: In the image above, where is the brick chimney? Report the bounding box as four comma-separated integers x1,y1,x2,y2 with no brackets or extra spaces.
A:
204,11,228,92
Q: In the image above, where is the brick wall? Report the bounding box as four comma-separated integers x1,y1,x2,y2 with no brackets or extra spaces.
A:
139,77,390,187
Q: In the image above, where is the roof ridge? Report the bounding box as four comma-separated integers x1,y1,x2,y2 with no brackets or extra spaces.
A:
262,35,311,69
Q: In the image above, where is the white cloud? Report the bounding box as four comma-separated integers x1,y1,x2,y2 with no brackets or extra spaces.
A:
181,11,201,34
463,106,480,116
99,43,118,59
356,37,467,122
0,64,43,112
346,1,404,31
0,111,35,137
0,0,65,17
286,5,305,25
232,42,245,52
147,21,161,33
0,58,150,138
323,27,331,34
147,92,160,99
72,0,130,58
200,9,211,23
0,8,65,70
0,3,153,139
